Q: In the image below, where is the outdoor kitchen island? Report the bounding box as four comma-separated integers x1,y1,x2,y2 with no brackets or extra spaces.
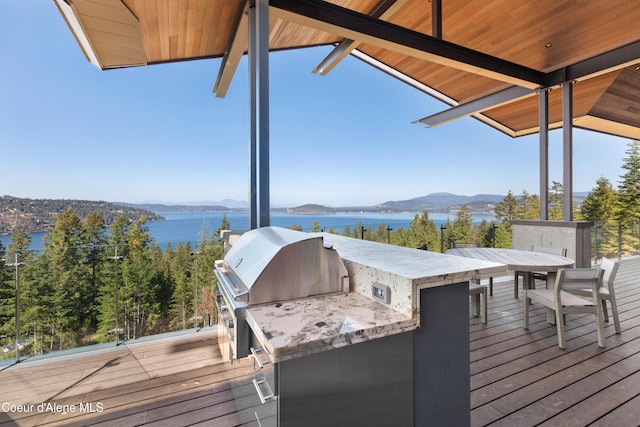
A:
240,231,506,427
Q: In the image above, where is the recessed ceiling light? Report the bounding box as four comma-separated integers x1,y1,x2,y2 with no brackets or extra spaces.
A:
545,43,553,48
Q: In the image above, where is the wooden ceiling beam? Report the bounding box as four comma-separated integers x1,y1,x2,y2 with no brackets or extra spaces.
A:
312,0,409,76
271,0,544,89
213,2,249,98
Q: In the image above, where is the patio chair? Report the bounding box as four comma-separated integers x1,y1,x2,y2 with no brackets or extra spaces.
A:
514,246,567,298
453,242,494,296
469,282,488,324
523,267,605,349
568,258,621,334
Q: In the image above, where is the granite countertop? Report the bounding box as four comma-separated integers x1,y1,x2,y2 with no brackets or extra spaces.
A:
246,292,416,363
321,233,507,288
245,233,507,364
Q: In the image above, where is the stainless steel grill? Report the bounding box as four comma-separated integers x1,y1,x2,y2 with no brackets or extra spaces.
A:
214,226,349,360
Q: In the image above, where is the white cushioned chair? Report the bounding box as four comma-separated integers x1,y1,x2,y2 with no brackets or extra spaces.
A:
523,267,605,349
569,258,621,334
514,246,567,298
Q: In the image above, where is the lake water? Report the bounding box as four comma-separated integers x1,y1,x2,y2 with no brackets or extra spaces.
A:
1,211,495,251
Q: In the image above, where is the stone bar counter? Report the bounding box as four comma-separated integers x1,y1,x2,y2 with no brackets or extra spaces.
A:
245,233,506,426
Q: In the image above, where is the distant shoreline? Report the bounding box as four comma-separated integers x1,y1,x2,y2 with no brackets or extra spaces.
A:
1,193,503,236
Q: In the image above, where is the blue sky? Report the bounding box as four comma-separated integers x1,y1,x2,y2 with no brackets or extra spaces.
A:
0,2,632,207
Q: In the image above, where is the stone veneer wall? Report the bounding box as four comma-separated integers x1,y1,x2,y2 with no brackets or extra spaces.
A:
511,220,594,267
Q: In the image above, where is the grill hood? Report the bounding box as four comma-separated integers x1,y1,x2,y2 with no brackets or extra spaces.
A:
215,227,349,305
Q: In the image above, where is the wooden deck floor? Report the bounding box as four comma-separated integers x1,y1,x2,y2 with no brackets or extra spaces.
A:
0,330,239,427
1,256,639,426
471,256,640,427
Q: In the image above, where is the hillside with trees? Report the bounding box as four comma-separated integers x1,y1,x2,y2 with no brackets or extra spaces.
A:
0,196,164,235
1,208,224,358
580,140,640,257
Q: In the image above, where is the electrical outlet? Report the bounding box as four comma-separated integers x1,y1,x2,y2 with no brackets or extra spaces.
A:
372,282,390,304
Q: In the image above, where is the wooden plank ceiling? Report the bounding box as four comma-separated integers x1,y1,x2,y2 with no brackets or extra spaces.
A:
58,0,640,139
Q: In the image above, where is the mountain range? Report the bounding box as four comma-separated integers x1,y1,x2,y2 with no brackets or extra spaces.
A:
374,192,504,213
130,193,507,214
131,191,590,214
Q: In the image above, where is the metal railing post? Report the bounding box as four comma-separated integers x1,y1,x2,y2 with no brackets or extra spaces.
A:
617,222,622,260
191,251,202,329
5,255,25,363
110,248,124,346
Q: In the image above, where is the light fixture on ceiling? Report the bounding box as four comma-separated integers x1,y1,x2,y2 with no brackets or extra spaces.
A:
634,64,640,72
544,42,553,48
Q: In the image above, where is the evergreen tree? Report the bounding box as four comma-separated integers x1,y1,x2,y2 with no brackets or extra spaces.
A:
20,255,54,355
581,177,619,257
581,177,618,221
449,205,473,244
0,240,11,340
371,224,389,243
121,216,162,338
549,181,564,220
410,211,439,251
149,244,172,331
441,218,453,251
96,215,130,341
494,190,519,226
477,219,494,248
169,242,195,330
519,190,540,219
616,140,640,220
215,213,231,236
41,208,88,349
197,229,224,326
615,140,640,255
82,211,107,328
354,221,370,240
2,229,35,352
493,223,512,248
392,228,418,249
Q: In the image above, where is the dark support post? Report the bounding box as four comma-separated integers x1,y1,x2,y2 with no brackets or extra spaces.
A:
539,88,549,220
432,0,442,39
248,0,270,228
256,0,270,227
562,82,574,221
248,2,258,229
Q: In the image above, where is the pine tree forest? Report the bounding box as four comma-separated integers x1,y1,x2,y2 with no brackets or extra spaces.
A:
2,140,639,359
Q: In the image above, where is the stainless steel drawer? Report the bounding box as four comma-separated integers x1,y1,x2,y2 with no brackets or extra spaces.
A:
235,334,277,426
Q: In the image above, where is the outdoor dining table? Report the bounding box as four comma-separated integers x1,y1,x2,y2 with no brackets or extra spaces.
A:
446,247,575,323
